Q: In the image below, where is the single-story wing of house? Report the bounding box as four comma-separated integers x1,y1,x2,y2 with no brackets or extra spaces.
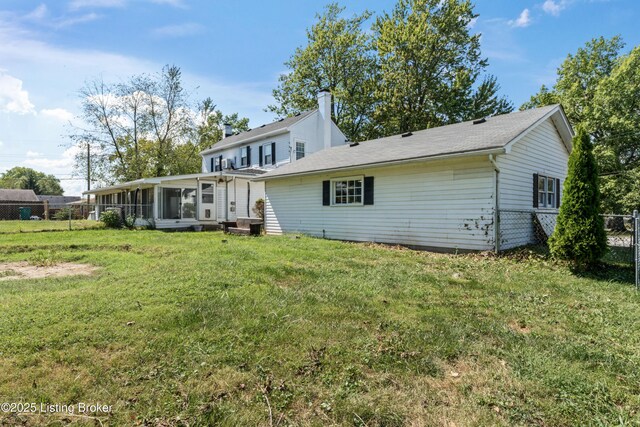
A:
256,104,573,252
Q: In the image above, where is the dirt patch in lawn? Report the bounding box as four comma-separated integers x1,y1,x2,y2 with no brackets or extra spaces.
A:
0,262,98,281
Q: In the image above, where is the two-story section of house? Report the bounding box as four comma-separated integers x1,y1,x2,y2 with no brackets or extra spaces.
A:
200,90,347,174
85,91,347,229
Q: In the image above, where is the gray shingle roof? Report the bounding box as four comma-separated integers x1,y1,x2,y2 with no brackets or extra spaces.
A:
37,195,82,208
259,105,567,179
0,189,39,202
200,110,316,154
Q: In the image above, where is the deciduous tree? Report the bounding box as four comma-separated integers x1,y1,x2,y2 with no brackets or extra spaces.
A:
269,3,377,142
0,167,64,195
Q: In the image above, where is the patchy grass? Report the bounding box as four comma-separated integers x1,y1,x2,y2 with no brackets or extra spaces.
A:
0,230,638,426
0,220,104,234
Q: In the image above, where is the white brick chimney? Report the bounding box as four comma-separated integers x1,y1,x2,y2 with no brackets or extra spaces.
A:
317,90,332,150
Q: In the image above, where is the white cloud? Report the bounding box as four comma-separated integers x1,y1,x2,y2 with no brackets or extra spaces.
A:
22,146,86,195
0,72,35,114
509,9,531,28
149,0,186,7
542,0,567,16
41,108,74,122
25,4,48,21
151,23,204,38
55,13,100,28
0,140,3,147
68,0,125,10
26,150,43,157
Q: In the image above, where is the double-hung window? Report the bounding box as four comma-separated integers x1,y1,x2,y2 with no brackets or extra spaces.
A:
240,147,248,167
295,141,305,160
264,144,273,165
537,174,558,208
332,176,363,206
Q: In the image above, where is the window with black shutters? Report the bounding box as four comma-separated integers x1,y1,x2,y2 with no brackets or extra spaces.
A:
264,144,273,165
240,147,248,166
535,174,560,208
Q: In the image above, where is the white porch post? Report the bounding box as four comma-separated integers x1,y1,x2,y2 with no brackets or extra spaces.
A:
153,185,160,220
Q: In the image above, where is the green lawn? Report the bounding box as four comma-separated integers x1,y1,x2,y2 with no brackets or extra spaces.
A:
0,220,104,234
0,230,639,426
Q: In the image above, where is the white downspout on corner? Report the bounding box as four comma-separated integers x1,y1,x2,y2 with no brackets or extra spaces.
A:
489,154,500,253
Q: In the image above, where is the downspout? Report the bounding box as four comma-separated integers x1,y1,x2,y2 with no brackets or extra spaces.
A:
489,154,500,253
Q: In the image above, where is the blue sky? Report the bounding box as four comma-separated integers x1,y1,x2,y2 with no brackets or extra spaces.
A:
0,0,638,194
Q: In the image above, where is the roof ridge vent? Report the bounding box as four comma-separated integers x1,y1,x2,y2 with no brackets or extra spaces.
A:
401,132,413,138
473,118,487,125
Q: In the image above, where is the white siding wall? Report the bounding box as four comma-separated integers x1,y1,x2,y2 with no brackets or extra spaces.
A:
497,118,570,249
202,133,292,173
265,157,496,251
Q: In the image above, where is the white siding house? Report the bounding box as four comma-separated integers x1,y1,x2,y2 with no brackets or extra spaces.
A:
258,105,573,252
85,91,347,229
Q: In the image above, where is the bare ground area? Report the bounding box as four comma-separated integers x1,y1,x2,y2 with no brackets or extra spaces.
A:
0,262,97,281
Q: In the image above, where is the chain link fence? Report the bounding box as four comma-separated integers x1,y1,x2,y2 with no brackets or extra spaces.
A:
499,209,635,262
499,209,639,288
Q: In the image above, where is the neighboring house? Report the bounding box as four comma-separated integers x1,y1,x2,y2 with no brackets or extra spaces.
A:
257,105,573,252
0,189,39,202
0,189,43,220
85,90,347,229
37,195,82,216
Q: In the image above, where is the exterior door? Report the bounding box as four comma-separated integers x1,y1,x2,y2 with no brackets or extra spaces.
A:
199,182,216,221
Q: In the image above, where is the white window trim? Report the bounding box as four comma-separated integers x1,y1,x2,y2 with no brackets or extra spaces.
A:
537,174,557,209
295,139,306,161
240,147,248,166
330,175,364,207
263,143,273,165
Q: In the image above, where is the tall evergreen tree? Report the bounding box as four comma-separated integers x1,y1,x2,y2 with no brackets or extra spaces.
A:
549,129,607,268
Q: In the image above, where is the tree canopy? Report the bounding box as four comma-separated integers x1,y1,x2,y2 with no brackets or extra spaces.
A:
71,65,250,185
522,36,640,213
269,3,378,141
0,167,64,195
269,0,512,142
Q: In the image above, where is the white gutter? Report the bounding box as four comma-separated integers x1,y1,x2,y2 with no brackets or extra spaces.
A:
254,147,506,181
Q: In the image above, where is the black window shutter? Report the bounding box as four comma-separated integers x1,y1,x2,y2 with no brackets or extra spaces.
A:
322,181,330,206
259,146,263,167
364,176,374,205
246,146,251,166
218,155,223,171
532,173,539,208
210,157,214,173
556,178,561,207
271,142,276,165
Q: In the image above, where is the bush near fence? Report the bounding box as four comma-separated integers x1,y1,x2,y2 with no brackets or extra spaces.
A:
498,209,636,264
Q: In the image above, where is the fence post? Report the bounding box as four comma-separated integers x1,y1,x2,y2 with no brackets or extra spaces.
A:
43,200,49,220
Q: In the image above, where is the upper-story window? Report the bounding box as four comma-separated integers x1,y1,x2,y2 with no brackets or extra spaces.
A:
241,147,248,167
264,143,273,165
296,141,305,160
213,156,222,172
